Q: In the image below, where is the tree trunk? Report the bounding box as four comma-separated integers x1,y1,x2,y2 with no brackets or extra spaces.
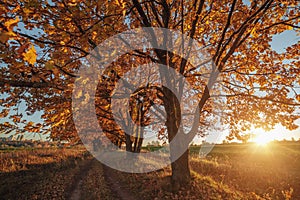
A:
168,127,191,191
170,147,190,191
136,137,143,153
133,136,138,152
163,86,191,191
125,134,132,152
118,140,122,148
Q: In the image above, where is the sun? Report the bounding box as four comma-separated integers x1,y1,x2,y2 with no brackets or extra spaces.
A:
252,128,272,146
253,134,270,146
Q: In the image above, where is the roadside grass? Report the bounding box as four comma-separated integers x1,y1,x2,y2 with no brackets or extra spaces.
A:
0,147,87,172
0,147,92,199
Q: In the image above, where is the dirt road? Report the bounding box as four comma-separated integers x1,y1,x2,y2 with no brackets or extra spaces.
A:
68,159,137,200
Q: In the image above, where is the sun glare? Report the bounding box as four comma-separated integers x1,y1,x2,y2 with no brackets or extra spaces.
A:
252,128,272,146
253,135,270,146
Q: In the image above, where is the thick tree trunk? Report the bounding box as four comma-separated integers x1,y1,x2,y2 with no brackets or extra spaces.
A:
163,86,191,191
168,127,191,191
170,147,190,191
125,134,132,152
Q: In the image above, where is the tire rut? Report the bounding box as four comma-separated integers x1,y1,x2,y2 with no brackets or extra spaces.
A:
68,159,93,200
103,165,137,200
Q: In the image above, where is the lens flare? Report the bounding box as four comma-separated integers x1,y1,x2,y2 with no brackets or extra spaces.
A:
252,129,272,146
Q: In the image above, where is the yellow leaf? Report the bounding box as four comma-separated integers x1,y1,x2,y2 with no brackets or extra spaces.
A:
286,25,293,30
0,24,17,43
250,28,258,38
115,0,121,6
4,17,19,31
62,47,68,52
23,45,37,65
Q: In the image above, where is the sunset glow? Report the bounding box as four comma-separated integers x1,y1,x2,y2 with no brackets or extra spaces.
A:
249,124,300,146
251,128,272,146
253,134,271,146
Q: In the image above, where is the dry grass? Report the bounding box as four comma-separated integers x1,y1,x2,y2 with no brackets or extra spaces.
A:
0,143,299,199
0,147,86,172
106,165,245,199
189,143,300,199
0,147,91,199
112,143,300,200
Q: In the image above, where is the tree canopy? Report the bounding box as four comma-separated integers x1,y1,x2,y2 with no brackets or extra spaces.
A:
1,0,299,140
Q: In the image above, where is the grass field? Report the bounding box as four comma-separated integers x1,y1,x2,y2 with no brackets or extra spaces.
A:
189,143,300,199
0,142,299,199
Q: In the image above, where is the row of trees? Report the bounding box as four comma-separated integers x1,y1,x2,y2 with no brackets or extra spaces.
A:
1,0,299,190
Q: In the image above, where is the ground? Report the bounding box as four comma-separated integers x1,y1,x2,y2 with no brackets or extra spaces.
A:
0,142,299,199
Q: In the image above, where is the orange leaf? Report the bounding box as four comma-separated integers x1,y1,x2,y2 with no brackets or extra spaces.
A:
296,95,300,102
23,45,37,65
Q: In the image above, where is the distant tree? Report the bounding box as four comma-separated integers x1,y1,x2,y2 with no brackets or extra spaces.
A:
222,140,228,144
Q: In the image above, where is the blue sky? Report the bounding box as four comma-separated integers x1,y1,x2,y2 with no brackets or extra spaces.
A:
271,30,299,53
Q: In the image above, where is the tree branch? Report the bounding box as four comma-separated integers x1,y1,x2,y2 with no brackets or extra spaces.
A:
0,79,64,90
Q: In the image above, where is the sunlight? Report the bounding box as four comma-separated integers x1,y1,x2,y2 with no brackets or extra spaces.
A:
253,134,270,146
252,128,272,146
248,124,299,145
